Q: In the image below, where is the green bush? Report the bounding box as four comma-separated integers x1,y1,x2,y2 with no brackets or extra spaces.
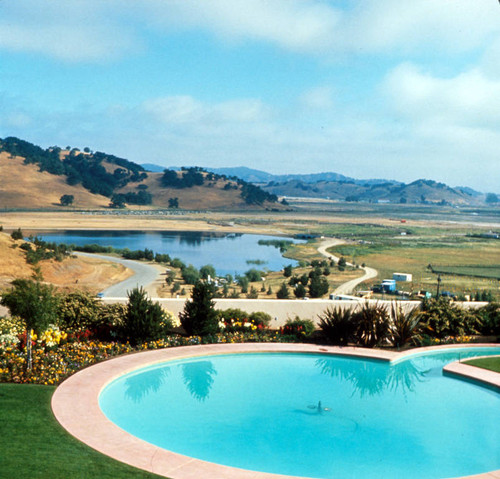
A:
419,298,481,339
280,317,315,340
122,287,173,345
10,228,23,241
180,281,219,336
276,282,290,299
57,291,101,331
477,302,500,335
318,306,356,345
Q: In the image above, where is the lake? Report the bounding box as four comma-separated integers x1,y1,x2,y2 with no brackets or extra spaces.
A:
38,230,305,277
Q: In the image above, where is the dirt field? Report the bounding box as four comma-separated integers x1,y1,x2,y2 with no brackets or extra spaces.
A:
0,232,132,294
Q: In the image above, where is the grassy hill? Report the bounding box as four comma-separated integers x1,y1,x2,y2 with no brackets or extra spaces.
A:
263,178,479,205
0,152,109,209
0,137,280,211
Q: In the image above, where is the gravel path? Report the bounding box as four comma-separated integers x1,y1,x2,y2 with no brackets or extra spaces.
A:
317,238,378,295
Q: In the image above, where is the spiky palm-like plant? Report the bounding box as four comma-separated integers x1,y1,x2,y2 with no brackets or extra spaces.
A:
318,306,356,345
390,302,422,348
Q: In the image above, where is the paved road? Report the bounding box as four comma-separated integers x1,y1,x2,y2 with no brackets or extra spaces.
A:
317,238,378,295
75,252,162,298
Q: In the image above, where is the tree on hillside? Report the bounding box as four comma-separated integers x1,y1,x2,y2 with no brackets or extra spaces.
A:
59,194,74,206
486,193,499,204
1,279,59,370
168,197,179,208
308,275,329,298
283,264,293,277
10,228,23,240
277,282,290,299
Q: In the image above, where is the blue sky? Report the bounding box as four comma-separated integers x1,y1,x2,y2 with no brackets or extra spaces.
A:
1,0,499,192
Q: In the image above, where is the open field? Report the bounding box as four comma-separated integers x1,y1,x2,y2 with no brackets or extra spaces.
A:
328,234,500,299
1,203,498,299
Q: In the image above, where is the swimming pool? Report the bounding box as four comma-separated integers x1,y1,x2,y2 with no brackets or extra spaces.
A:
97,346,500,479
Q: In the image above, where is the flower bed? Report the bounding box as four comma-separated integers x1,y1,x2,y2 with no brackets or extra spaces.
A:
0,330,293,385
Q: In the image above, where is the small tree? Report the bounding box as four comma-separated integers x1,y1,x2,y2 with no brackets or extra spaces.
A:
283,264,293,277
276,282,290,299
294,283,306,299
246,286,259,299
200,264,216,280
11,228,23,240
309,276,329,298
1,279,59,370
338,257,347,271
168,197,179,208
59,194,74,206
180,280,219,336
122,287,171,345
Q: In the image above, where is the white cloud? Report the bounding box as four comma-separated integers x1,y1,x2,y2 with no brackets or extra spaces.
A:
0,0,140,62
3,0,498,62
142,96,270,127
383,63,500,127
300,86,335,110
343,0,500,54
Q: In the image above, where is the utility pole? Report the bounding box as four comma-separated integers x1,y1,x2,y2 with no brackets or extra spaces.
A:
436,274,442,298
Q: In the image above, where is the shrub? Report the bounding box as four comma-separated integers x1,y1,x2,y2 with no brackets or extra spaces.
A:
390,302,422,348
181,264,201,285
57,291,102,331
352,302,391,348
249,311,271,327
308,275,329,298
180,281,219,336
294,283,307,299
280,317,316,340
122,287,173,345
245,268,262,282
476,302,500,336
217,308,270,332
276,282,290,299
10,228,23,240
318,307,356,345
419,298,481,339
246,286,259,299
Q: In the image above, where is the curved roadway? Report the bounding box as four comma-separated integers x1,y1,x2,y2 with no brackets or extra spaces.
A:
75,252,162,298
77,237,376,299
317,238,378,295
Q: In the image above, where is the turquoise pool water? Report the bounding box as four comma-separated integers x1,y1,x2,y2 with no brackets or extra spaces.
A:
99,348,500,479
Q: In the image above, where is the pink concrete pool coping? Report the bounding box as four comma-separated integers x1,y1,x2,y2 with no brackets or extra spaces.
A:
51,343,500,479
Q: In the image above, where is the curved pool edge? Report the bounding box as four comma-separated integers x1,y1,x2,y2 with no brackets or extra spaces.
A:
51,343,500,479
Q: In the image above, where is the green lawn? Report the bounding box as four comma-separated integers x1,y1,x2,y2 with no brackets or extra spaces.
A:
464,356,500,373
0,383,164,479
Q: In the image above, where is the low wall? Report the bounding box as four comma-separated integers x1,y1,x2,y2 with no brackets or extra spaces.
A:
101,298,488,328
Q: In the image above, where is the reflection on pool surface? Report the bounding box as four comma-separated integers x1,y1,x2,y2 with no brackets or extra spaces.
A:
99,348,500,479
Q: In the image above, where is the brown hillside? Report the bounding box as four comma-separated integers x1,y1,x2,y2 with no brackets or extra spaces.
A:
0,232,132,294
0,152,109,209
119,173,280,210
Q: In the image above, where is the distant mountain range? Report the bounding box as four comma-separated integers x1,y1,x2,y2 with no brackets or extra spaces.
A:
142,164,401,186
141,164,488,205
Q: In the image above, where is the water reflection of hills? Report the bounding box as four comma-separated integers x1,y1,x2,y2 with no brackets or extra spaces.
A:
316,357,427,398
165,231,241,246
124,360,218,403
